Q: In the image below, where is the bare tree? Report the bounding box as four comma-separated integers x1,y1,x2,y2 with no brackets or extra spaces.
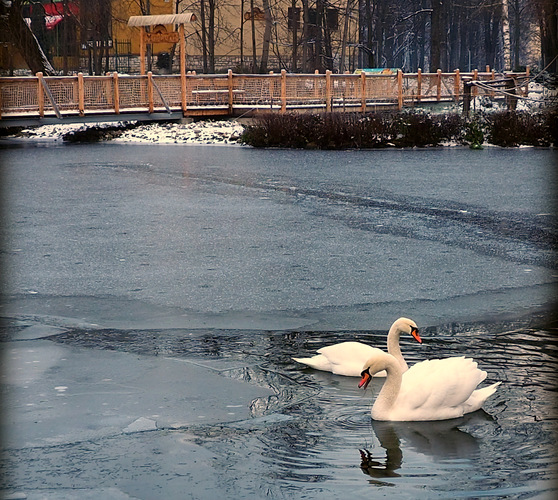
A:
0,0,55,75
501,0,512,69
259,0,272,71
533,0,558,72
430,0,447,71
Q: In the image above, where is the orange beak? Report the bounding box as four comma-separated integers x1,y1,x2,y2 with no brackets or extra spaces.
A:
411,327,422,343
359,371,371,390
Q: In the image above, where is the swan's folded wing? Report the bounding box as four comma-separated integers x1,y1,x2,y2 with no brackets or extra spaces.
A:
317,342,384,376
399,357,487,411
292,354,333,372
317,342,380,362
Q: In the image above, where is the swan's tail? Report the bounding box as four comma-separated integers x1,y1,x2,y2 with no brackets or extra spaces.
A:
464,381,502,414
292,355,323,369
482,381,502,397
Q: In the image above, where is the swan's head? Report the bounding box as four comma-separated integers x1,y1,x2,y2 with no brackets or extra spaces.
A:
393,317,421,343
358,352,393,390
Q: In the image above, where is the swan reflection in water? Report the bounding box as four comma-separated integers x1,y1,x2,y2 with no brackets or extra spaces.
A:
359,411,494,483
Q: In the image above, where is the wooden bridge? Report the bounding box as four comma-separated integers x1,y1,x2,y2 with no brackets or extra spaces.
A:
0,68,529,127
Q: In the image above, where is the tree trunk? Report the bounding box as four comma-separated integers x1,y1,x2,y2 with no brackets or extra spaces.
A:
292,0,298,72
315,0,325,72
538,0,558,73
430,0,443,71
322,6,333,70
259,0,272,72
512,0,521,70
200,0,208,73
240,0,245,70
360,0,374,68
501,0,511,70
1,0,55,75
250,0,257,71
340,0,351,72
484,7,500,70
208,0,215,73
301,0,309,72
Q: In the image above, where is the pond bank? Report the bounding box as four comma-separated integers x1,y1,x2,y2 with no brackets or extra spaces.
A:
1,109,556,149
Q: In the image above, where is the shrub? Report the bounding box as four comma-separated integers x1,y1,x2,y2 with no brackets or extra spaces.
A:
463,119,485,147
487,111,550,147
240,110,555,149
544,110,558,146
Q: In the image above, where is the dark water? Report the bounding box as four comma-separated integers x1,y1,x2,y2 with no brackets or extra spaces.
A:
5,320,556,499
0,142,557,498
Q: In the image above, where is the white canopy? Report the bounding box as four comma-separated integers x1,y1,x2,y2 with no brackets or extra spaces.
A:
128,14,196,27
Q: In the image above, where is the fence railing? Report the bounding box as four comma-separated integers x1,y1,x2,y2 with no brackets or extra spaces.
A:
0,68,529,121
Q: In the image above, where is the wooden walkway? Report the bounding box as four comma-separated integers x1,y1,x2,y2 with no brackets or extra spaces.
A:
0,69,529,127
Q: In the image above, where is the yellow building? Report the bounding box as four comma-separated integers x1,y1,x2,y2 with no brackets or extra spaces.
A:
173,0,360,73
1,0,359,75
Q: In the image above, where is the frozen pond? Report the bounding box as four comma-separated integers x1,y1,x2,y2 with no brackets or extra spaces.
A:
0,142,557,499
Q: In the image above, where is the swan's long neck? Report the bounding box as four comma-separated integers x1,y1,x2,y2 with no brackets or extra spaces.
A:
373,358,403,416
386,327,409,372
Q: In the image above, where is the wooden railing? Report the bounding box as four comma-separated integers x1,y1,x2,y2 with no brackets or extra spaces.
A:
0,68,529,122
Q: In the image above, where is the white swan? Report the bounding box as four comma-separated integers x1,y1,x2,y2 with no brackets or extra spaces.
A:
358,350,501,421
292,317,421,377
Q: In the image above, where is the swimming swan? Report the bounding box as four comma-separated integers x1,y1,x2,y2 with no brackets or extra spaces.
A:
358,351,501,421
292,317,421,377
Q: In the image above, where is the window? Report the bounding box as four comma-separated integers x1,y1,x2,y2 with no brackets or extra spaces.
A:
288,7,301,31
305,8,338,30
326,8,338,30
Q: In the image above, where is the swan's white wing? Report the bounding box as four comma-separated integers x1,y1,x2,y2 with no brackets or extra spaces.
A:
292,354,334,372
392,357,497,421
317,342,384,376
294,342,384,376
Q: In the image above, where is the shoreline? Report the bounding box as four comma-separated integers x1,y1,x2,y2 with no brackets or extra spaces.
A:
1,107,556,149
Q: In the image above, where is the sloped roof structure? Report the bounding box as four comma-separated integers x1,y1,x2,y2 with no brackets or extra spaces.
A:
127,14,196,27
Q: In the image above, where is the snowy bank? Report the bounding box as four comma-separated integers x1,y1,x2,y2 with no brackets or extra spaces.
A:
2,119,246,145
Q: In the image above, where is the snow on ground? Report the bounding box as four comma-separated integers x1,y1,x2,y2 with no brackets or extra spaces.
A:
7,119,246,145
114,120,245,145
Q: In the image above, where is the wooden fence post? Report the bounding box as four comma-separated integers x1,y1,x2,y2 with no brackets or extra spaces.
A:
180,23,187,112
462,78,472,117
147,71,154,113
140,29,146,75
325,70,332,112
228,69,234,114
280,69,287,113
37,72,44,117
397,70,403,110
417,68,422,102
113,72,120,114
473,69,478,98
361,71,366,112
437,69,442,101
505,77,518,110
78,72,85,116
454,69,460,101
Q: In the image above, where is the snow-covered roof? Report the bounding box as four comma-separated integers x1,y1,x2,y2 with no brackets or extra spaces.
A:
127,14,196,27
